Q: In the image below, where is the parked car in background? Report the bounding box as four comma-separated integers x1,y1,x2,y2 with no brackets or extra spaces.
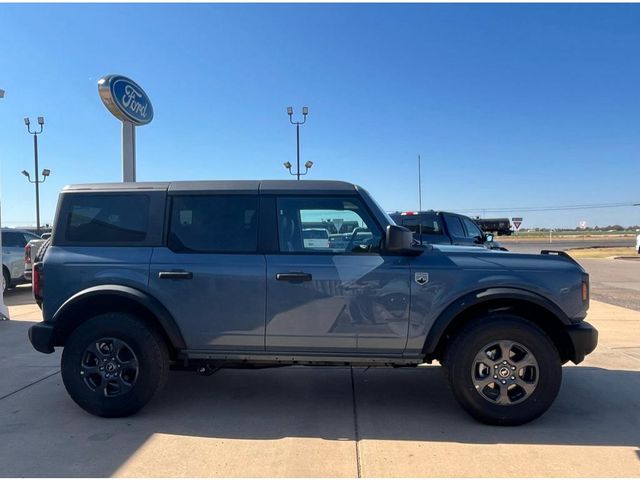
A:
302,228,330,249
2,228,41,293
24,237,48,282
636,234,640,254
390,211,507,250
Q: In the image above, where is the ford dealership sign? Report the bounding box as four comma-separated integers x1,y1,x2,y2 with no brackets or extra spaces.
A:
98,74,154,126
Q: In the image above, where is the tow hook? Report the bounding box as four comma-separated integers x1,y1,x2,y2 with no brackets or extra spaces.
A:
197,363,223,376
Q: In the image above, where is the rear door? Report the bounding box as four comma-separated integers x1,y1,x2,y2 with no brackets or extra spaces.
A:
148,194,266,351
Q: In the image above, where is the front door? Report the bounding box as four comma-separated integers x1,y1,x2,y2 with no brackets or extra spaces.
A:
265,196,411,355
148,194,265,351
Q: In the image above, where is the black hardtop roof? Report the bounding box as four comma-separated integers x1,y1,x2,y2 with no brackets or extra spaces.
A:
62,180,358,194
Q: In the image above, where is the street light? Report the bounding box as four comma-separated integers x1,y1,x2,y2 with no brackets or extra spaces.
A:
23,116,50,235
0,88,7,320
284,159,313,178
285,106,312,180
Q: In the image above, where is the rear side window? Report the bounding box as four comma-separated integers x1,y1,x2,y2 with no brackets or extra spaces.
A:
168,195,258,253
65,195,149,243
400,213,443,235
445,215,465,238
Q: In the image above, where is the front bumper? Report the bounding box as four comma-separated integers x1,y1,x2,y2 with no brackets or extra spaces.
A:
566,321,598,364
28,322,55,354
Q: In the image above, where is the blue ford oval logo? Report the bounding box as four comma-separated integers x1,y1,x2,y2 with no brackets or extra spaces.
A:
98,74,154,126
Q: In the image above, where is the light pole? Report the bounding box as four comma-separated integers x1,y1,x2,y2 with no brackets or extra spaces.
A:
285,106,311,180
23,116,50,235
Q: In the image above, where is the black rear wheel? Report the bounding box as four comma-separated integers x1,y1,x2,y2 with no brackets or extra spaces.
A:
61,313,169,417
443,314,562,425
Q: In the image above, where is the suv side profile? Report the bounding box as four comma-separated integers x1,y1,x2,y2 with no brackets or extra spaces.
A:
29,180,597,425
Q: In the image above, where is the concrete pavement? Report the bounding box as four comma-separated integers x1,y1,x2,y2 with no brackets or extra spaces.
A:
1,291,639,476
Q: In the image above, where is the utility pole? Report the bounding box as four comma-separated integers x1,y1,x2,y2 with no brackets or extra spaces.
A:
0,88,8,320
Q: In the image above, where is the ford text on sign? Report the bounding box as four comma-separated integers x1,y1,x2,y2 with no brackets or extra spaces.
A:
98,74,154,126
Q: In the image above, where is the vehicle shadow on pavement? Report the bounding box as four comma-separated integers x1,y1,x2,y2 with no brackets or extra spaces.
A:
145,366,640,446
2,364,639,476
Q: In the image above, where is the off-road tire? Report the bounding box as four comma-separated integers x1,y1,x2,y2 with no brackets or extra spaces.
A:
443,313,562,426
61,312,169,417
34,238,51,263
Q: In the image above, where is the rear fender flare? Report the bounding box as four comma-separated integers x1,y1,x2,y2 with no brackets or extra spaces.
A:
51,284,186,349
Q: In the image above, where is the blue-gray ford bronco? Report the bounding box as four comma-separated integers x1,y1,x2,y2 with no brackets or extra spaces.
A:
28,180,597,425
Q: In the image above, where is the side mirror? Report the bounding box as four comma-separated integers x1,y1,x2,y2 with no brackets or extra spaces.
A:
485,233,494,242
386,225,422,255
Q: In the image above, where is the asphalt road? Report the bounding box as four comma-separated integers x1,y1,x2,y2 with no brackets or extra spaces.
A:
505,239,640,311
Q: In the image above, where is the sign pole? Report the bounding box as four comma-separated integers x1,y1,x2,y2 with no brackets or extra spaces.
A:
122,121,136,182
98,74,153,183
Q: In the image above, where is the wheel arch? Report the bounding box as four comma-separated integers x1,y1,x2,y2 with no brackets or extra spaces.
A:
423,288,575,364
51,285,186,357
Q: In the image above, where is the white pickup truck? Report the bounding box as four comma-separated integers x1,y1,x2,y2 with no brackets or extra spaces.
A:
23,234,50,282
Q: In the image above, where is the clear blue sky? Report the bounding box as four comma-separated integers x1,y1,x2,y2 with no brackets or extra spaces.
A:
1,3,639,229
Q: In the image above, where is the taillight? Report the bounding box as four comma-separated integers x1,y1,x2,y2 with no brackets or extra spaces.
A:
582,276,589,303
24,244,31,264
33,262,42,300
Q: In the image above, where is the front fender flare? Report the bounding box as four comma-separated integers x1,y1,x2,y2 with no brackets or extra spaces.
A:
422,287,572,355
51,284,186,349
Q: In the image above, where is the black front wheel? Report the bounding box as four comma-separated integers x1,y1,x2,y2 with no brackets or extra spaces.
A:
443,314,562,426
61,313,169,417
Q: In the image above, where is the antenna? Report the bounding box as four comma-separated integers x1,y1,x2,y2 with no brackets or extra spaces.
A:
418,154,423,246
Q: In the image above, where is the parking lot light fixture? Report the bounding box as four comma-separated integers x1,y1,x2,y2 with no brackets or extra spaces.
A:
285,106,312,180
23,117,50,235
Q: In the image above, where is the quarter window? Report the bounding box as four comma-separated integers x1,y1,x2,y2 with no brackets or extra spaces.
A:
168,195,258,253
65,195,149,243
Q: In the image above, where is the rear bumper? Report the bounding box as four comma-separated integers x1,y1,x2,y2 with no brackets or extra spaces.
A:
566,321,598,364
28,322,55,354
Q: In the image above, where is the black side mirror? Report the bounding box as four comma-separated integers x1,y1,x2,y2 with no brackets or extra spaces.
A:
386,225,422,255
485,233,494,242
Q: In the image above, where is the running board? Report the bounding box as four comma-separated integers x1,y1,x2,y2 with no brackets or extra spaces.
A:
179,350,424,367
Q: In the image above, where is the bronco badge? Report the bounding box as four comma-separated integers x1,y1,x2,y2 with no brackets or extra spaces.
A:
414,272,429,285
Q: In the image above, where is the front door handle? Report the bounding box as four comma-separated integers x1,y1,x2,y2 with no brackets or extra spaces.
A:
158,271,193,280
276,272,312,283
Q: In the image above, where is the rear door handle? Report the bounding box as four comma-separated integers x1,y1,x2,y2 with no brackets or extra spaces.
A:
158,271,193,280
276,272,312,282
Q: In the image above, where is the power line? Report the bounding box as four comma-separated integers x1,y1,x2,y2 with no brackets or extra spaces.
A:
455,201,640,214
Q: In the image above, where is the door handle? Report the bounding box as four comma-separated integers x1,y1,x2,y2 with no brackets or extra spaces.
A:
158,271,193,280
276,272,312,282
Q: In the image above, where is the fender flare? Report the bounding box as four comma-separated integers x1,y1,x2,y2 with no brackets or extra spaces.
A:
422,287,572,355
51,284,186,349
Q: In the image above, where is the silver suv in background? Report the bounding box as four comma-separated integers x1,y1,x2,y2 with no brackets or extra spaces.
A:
2,228,41,293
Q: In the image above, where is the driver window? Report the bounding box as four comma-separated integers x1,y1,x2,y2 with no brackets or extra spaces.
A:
277,196,382,254
462,217,483,240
